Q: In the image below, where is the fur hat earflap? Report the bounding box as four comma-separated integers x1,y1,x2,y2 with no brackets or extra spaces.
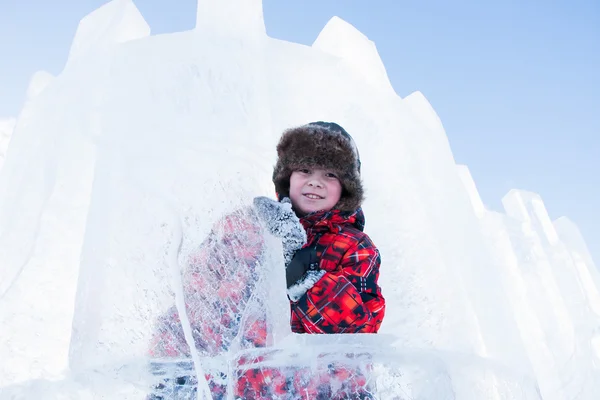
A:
272,121,364,212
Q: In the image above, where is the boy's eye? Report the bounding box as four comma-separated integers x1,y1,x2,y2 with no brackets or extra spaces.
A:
325,172,337,178
298,169,310,174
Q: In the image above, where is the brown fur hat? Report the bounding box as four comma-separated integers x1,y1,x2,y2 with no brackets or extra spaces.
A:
272,121,364,212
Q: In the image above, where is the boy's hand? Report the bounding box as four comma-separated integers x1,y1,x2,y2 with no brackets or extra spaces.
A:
286,246,319,288
253,196,306,265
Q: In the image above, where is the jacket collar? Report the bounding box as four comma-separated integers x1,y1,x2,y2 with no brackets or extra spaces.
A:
299,207,365,234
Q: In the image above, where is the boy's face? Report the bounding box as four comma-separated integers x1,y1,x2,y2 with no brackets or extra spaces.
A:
289,167,342,216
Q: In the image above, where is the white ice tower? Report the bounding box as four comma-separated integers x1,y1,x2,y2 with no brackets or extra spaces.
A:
68,0,279,384
0,0,150,387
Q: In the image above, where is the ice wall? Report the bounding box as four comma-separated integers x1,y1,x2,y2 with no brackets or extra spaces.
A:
0,0,150,387
312,17,395,95
196,0,265,38
503,191,600,398
1,0,597,398
457,164,485,218
554,217,600,302
0,117,16,171
457,166,600,399
68,15,277,376
67,0,150,66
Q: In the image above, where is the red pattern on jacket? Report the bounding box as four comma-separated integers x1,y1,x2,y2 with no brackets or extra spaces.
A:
291,208,386,334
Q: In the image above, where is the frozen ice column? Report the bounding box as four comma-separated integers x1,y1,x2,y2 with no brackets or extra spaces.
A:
502,190,600,397
501,190,573,346
503,189,560,246
554,217,600,284
0,0,152,387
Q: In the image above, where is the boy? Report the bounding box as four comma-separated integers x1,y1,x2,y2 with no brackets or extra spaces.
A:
149,122,384,399
257,121,386,334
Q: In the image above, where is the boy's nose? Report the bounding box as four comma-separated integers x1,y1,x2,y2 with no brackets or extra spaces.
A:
308,180,323,188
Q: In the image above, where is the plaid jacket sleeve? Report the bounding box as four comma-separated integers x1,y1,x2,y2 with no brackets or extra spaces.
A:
290,236,385,334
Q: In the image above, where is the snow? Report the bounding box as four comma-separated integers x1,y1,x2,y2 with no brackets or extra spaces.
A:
0,0,598,398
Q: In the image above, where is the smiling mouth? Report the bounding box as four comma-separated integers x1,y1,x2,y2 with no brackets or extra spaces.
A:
303,193,324,200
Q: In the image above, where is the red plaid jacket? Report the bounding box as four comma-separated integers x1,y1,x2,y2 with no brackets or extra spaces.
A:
290,208,385,334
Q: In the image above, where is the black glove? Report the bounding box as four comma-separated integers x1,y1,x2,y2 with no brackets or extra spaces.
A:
286,246,319,288
253,196,306,265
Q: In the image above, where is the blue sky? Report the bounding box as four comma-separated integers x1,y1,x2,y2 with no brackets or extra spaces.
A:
0,0,598,263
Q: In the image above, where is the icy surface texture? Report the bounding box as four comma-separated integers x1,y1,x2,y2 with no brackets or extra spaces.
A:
67,0,150,65
1,336,543,400
554,217,600,297
0,117,15,171
0,0,598,398
456,165,485,218
231,335,542,400
0,65,94,385
501,191,600,399
196,0,265,38
0,0,148,387
313,17,395,95
68,21,279,380
457,167,600,399
25,71,55,100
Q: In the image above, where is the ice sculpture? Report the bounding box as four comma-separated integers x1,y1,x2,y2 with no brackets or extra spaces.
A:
313,16,395,94
196,0,265,37
0,0,150,387
457,166,600,399
67,0,150,66
0,0,596,398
